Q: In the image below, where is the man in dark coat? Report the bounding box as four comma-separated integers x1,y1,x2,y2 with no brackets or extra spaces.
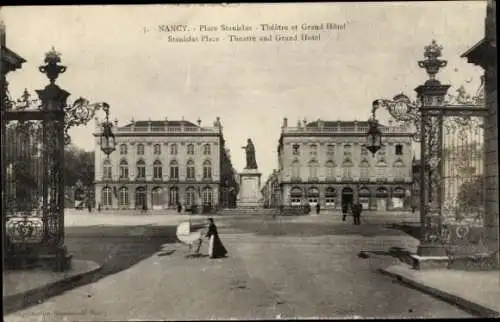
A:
342,203,348,221
353,202,363,225
316,203,320,214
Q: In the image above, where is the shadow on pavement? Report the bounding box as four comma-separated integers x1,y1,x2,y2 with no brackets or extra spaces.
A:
4,224,179,315
226,221,410,237
387,223,421,240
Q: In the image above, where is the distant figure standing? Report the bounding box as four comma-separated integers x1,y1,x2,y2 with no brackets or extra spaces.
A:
87,201,92,213
316,203,320,215
97,203,101,212
177,202,182,214
141,202,148,214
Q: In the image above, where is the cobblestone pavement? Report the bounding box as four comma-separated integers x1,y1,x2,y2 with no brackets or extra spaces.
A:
4,219,471,321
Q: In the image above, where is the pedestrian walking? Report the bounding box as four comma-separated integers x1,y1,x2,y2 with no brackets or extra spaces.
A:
353,202,363,225
205,218,228,259
342,203,348,221
316,203,320,215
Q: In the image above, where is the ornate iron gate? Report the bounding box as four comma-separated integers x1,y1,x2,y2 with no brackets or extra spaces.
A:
2,48,106,270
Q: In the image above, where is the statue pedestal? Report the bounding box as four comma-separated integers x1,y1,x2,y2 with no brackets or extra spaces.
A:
238,169,262,208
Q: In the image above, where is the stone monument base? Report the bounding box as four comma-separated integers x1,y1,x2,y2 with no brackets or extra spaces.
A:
238,168,262,208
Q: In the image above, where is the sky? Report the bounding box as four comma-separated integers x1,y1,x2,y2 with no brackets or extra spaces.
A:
1,2,487,181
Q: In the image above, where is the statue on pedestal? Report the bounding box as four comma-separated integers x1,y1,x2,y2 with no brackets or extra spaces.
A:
241,138,258,170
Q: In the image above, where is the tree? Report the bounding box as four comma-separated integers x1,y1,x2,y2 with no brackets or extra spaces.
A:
457,176,484,214
64,144,94,187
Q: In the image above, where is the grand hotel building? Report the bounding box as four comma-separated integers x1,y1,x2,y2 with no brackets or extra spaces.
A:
275,118,414,211
93,117,236,210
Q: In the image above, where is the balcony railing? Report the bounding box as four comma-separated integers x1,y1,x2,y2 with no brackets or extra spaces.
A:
107,125,222,134
282,125,412,135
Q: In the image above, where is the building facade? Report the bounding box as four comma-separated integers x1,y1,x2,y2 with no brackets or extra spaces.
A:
261,170,281,208
94,117,233,210
276,118,414,211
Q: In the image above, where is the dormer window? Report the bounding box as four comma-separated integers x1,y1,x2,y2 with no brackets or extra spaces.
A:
292,144,300,155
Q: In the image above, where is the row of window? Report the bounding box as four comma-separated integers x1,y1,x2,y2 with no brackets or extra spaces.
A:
290,165,408,179
102,159,213,180
293,159,405,167
291,144,404,156
101,186,214,207
119,143,212,156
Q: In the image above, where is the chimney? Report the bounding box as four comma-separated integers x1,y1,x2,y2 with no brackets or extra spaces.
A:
282,117,288,128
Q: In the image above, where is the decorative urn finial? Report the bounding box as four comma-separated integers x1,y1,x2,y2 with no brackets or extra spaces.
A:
418,40,447,84
39,46,67,84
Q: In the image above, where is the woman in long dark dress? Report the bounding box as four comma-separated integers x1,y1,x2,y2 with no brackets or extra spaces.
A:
205,218,228,259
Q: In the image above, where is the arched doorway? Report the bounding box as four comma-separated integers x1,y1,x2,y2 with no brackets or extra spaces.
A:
341,187,354,210
290,186,303,206
376,187,389,211
325,187,337,209
307,187,319,206
151,187,164,210
358,187,371,210
135,187,146,209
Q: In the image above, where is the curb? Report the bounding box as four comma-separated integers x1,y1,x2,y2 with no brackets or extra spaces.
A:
3,261,103,315
379,267,500,318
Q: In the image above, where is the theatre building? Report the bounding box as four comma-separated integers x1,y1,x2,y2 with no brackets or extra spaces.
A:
276,118,414,211
93,117,234,210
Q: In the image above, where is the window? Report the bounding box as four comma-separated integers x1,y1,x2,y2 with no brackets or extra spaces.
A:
136,160,146,179
360,160,370,179
395,144,403,156
185,187,196,206
343,144,352,157
186,160,195,179
393,159,405,179
203,144,211,155
170,144,178,155
308,160,319,179
378,147,386,158
151,187,164,208
203,160,212,179
291,160,300,178
203,187,213,205
154,144,161,155
119,144,127,155
342,159,353,179
102,186,113,207
153,160,162,179
310,144,318,156
326,144,335,156
137,144,145,155
187,144,195,155
170,160,179,179
103,159,112,179
292,144,300,155
325,161,335,178
119,187,129,206
169,187,179,206
119,159,128,179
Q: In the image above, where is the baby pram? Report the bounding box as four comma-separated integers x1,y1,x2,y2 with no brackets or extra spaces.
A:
176,220,207,255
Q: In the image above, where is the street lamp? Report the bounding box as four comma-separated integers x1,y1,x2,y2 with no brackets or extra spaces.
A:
99,103,116,156
363,100,384,156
